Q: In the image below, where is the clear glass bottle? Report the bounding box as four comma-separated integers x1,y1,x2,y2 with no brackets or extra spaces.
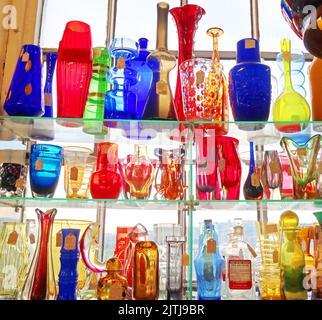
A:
194,220,224,300
222,219,256,300
166,236,186,300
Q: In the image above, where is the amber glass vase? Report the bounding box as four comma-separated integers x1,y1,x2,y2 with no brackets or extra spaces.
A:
133,241,159,300
90,142,122,199
124,145,155,200
170,4,205,122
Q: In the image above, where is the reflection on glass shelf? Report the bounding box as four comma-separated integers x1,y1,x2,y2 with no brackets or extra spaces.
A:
0,196,185,210
0,116,190,145
197,200,322,211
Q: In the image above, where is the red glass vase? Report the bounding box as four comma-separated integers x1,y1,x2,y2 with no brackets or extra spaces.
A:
21,208,57,300
57,21,93,127
170,4,205,121
90,142,122,199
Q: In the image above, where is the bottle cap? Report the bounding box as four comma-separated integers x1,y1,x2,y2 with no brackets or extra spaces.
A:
237,38,261,63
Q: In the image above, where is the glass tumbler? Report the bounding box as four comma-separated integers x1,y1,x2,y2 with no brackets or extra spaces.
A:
63,147,96,199
29,144,63,198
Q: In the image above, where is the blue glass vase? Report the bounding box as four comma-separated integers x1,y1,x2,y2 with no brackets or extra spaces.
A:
43,53,58,118
57,229,80,300
194,220,223,300
4,45,43,117
229,38,271,131
29,144,63,198
105,38,139,120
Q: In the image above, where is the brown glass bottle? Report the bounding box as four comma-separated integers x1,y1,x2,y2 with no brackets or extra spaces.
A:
133,241,159,300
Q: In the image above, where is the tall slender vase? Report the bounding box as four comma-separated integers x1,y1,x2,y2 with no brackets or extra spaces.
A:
21,208,57,300
143,2,177,120
313,212,322,300
57,229,80,300
170,4,205,122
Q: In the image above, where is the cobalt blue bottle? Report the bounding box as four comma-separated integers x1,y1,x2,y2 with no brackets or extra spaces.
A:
57,229,80,300
194,220,223,300
229,38,271,131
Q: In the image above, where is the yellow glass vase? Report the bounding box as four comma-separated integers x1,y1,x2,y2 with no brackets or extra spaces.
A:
273,39,311,133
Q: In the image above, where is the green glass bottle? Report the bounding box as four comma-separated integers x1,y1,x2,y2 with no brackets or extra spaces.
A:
273,39,311,133
83,47,110,135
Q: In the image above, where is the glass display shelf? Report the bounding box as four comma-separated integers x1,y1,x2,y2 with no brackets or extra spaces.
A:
0,116,190,145
0,196,185,210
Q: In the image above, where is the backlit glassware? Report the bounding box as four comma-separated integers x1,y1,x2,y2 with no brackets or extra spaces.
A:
4,45,43,117
29,144,63,198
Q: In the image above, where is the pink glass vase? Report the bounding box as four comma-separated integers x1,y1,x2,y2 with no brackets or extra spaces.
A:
57,21,93,127
170,4,205,122
21,208,57,300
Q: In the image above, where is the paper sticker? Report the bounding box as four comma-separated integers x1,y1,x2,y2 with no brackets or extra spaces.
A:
29,233,35,244
207,239,217,254
116,56,126,69
228,259,252,290
22,52,30,62
273,250,279,263
251,173,260,187
218,159,226,172
109,283,124,300
156,80,167,95
282,52,291,61
35,159,43,171
196,70,205,85
264,224,278,235
182,254,190,267
247,243,257,258
7,231,18,245
15,178,25,189
297,148,307,156
269,161,280,174
70,167,79,181
64,232,77,251
56,231,62,247
318,162,322,175
245,39,256,49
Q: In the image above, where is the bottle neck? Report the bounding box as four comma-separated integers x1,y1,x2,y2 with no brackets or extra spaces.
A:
249,142,255,173
156,3,169,50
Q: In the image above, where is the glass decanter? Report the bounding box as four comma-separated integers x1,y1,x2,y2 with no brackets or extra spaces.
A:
133,240,159,300
194,220,223,300
279,211,307,300
124,145,155,200
170,3,205,122
273,39,311,133
281,134,321,199
105,38,139,120
21,208,57,300
222,219,256,300
143,2,177,120
97,258,128,300
83,47,110,135
243,142,264,200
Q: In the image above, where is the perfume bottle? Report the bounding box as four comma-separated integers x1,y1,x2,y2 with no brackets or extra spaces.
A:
229,38,271,131
243,142,264,200
97,258,128,300
133,241,159,300
279,211,307,300
143,2,177,120
194,220,224,300
222,219,256,300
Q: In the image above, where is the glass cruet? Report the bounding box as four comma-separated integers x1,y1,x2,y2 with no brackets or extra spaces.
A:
273,38,311,133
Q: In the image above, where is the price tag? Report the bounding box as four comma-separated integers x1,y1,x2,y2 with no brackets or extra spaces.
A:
116,56,126,69
269,161,280,174
247,243,257,258
218,159,226,172
24,83,32,95
22,52,30,62
251,173,260,187
15,178,25,189
25,60,32,72
64,232,77,251
264,224,278,235
245,39,256,49
109,283,124,300
282,52,291,61
70,167,79,181
196,70,205,85
297,148,307,156
182,254,190,267
273,249,279,263
35,159,43,171
7,231,18,245
56,231,62,247
156,80,167,95
207,239,217,254
29,233,35,244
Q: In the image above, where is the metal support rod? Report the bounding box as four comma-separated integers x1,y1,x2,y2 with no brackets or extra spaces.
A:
96,202,107,262
106,0,118,47
250,0,260,40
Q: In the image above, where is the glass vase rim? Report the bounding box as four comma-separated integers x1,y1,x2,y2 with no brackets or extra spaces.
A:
280,134,321,148
180,58,223,71
169,3,206,14
54,219,95,225
63,146,93,154
166,236,186,243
